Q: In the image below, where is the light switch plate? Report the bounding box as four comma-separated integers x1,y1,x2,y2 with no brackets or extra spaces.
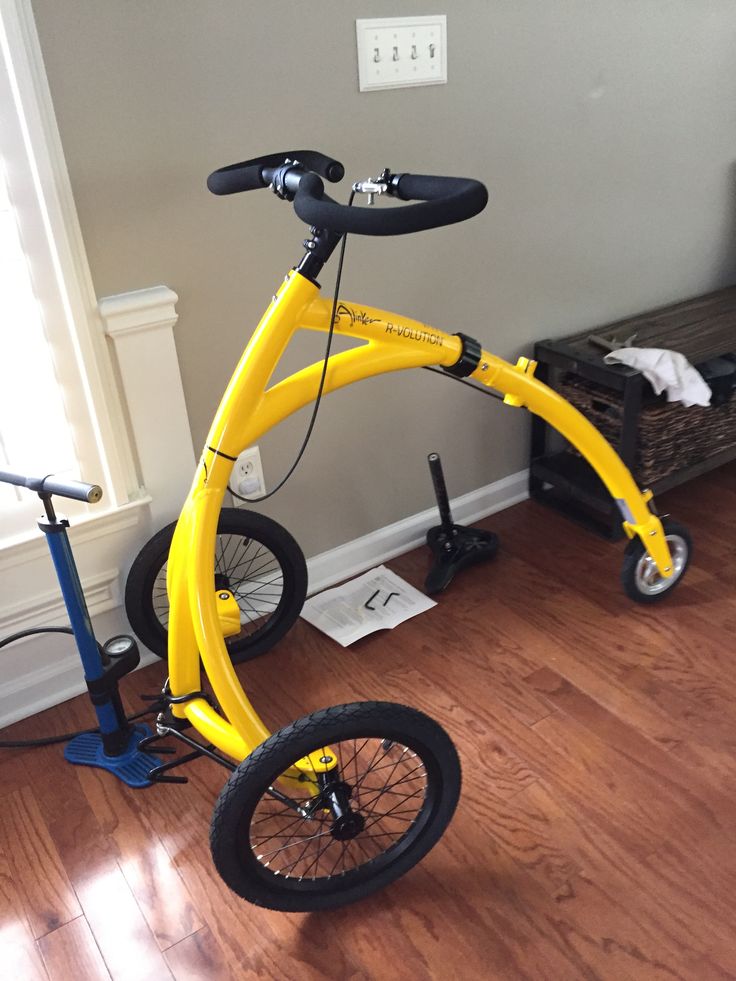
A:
356,16,447,92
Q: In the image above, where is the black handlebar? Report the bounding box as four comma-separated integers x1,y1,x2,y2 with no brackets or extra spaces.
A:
207,151,488,236
295,171,487,236
0,468,103,503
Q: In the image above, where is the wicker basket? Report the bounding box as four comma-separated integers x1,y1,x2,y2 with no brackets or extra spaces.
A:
558,374,736,485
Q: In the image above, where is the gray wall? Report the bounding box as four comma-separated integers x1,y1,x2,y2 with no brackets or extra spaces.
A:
31,1,736,556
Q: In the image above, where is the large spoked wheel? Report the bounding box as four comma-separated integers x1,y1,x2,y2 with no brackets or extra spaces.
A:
210,702,461,912
124,508,307,664
621,517,691,603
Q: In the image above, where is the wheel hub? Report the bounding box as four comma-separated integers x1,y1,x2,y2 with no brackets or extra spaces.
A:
330,809,366,841
635,533,688,596
316,778,366,841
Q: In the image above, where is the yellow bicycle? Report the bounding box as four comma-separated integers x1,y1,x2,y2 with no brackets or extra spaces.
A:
142,150,690,912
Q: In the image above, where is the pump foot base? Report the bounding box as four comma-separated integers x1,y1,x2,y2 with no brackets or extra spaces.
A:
64,724,162,788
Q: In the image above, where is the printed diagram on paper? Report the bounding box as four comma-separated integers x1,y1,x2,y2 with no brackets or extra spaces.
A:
301,565,436,647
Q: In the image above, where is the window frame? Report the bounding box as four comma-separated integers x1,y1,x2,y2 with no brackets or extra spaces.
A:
0,0,140,541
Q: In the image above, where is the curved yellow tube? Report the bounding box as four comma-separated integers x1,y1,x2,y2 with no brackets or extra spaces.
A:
166,270,673,766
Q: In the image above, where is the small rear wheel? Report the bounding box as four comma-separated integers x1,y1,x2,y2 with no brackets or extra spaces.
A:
209,701,461,911
621,517,691,603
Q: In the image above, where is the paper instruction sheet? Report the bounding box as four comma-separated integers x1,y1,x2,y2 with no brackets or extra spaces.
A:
301,565,436,647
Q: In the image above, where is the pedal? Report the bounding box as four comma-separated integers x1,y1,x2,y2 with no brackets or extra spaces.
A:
137,734,177,754
146,747,208,784
147,766,190,785
139,692,169,715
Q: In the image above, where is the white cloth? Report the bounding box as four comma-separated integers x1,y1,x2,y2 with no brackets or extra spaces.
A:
604,347,711,407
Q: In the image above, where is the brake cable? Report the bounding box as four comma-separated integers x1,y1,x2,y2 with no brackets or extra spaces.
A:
229,191,356,503
422,366,505,402
228,181,502,506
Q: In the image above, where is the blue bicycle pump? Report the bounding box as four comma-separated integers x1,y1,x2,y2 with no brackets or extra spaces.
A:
0,469,160,787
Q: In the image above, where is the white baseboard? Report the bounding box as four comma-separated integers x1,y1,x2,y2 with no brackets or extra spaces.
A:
0,468,528,731
306,468,528,595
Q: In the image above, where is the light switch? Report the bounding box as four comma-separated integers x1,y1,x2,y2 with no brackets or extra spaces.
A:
356,16,447,92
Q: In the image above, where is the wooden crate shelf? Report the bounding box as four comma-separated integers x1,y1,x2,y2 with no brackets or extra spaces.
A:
530,286,736,538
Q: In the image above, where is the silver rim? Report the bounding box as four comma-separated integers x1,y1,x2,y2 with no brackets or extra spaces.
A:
634,533,688,596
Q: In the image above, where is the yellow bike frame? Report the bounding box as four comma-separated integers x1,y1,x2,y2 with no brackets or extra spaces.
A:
166,269,673,763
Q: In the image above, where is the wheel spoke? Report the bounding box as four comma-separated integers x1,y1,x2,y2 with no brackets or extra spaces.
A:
226,547,273,582
254,827,334,861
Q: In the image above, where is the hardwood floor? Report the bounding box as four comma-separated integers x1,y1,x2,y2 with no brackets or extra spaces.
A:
1,462,735,980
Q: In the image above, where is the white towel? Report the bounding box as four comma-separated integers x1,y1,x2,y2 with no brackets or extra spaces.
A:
604,348,712,407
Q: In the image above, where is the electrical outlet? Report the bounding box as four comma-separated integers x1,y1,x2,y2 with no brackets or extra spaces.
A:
356,15,447,92
233,446,266,500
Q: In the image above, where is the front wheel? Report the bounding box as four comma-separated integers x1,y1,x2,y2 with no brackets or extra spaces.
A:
210,701,461,912
621,517,691,603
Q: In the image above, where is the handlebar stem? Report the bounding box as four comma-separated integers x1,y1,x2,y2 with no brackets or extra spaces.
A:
296,226,343,284
269,161,304,201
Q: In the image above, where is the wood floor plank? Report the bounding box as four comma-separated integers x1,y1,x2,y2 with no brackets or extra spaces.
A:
76,865,174,980
514,780,736,978
0,924,49,981
493,597,736,796
27,748,119,886
38,916,110,981
494,560,736,760
0,845,48,979
492,602,691,751
0,785,81,939
530,710,718,859
163,927,239,981
76,766,203,951
460,775,584,898
523,665,734,818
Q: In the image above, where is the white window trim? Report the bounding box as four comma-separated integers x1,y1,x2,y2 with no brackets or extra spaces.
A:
0,2,199,728
0,0,141,516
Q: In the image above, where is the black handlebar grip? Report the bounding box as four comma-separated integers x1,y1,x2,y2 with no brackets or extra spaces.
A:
294,173,488,236
208,150,344,196
393,173,486,208
207,162,266,196
0,469,103,503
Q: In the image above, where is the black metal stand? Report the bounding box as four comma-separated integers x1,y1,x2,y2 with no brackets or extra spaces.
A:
137,690,236,784
424,453,499,594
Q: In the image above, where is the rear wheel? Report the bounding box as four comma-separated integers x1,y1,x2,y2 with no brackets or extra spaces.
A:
210,701,461,911
621,517,691,603
124,508,307,664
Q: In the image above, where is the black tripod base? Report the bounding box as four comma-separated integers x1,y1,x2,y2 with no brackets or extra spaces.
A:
424,524,499,595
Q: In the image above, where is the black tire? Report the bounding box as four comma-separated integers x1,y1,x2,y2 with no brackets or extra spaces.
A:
124,508,307,664
210,701,461,912
621,518,691,603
